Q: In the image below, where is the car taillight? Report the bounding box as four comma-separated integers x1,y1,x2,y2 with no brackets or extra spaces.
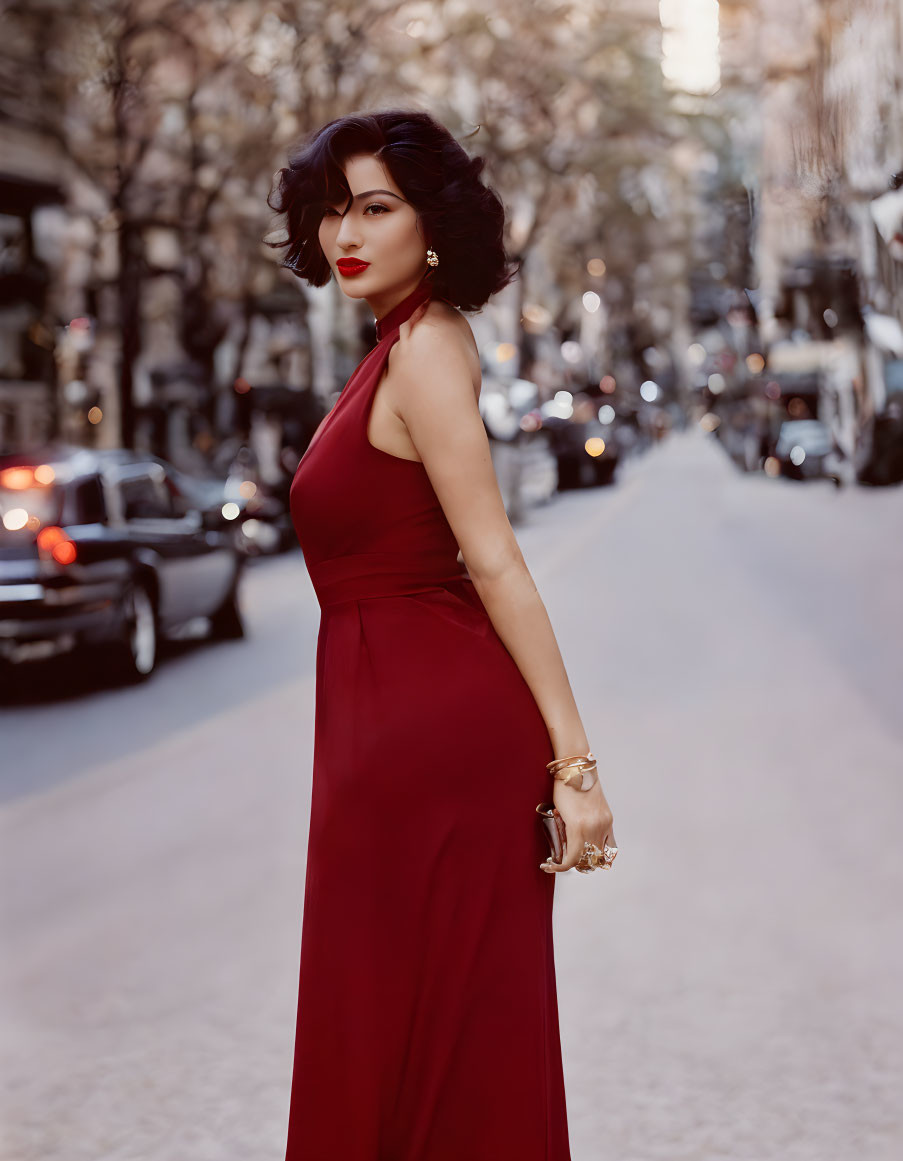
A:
0,464,55,489
36,525,77,565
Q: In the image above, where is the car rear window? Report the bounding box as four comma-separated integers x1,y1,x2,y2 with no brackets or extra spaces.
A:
119,473,173,520
61,476,107,525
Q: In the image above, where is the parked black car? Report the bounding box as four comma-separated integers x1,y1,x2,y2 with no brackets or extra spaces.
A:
542,412,620,488
0,445,246,682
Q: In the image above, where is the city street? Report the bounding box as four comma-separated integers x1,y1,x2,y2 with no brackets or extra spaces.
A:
2,426,902,1161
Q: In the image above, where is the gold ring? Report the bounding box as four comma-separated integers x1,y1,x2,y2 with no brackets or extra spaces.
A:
575,840,603,873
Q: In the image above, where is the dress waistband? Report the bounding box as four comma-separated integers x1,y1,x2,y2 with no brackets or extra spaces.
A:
308,551,469,608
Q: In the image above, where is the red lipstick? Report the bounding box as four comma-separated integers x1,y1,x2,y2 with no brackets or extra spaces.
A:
336,258,370,277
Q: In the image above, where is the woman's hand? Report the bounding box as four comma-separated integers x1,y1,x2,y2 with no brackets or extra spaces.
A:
541,777,616,873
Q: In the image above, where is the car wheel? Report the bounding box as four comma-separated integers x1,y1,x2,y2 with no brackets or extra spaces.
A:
110,580,157,682
208,580,245,640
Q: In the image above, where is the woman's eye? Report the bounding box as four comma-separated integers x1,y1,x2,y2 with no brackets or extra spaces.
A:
321,202,387,219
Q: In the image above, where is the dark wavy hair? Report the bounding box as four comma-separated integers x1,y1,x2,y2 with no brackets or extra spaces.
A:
265,108,518,312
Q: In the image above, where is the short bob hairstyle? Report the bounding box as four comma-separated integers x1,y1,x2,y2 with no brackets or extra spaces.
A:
266,108,518,312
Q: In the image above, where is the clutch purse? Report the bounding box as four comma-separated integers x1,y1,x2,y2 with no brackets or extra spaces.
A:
536,802,566,865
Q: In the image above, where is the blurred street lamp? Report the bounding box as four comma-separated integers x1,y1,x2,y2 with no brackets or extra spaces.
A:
522,304,551,334
640,380,660,401
582,291,601,313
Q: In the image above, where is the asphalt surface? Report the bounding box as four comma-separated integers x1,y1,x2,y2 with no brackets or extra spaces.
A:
1,425,901,1160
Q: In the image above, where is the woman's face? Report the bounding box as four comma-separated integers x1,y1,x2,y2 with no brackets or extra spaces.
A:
317,153,428,306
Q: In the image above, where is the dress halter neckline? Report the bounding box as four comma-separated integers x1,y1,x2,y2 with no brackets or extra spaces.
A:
374,278,433,342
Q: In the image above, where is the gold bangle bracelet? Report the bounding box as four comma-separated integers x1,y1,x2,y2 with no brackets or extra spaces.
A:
547,753,598,792
546,750,596,774
556,766,598,791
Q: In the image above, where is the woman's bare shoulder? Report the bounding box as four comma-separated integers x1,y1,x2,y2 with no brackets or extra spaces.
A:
398,298,481,391
398,296,467,338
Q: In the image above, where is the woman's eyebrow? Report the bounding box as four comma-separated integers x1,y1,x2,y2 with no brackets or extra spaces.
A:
349,189,407,202
326,189,407,207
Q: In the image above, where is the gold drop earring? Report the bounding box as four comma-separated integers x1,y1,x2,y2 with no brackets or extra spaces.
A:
426,249,439,267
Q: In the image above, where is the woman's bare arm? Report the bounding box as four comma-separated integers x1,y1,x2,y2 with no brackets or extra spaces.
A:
388,312,615,870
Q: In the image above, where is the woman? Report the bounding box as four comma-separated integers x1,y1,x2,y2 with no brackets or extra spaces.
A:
267,108,617,1161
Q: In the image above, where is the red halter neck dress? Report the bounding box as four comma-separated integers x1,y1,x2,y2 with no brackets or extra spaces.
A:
286,276,571,1161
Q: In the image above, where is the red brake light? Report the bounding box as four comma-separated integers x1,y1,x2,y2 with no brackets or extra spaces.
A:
52,540,77,565
36,525,77,565
1,466,36,489
0,464,55,489
36,525,65,551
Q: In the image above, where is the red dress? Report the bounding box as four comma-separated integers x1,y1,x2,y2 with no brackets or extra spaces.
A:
286,277,571,1161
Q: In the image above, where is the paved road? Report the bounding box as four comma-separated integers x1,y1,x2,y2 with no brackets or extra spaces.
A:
2,426,902,1160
